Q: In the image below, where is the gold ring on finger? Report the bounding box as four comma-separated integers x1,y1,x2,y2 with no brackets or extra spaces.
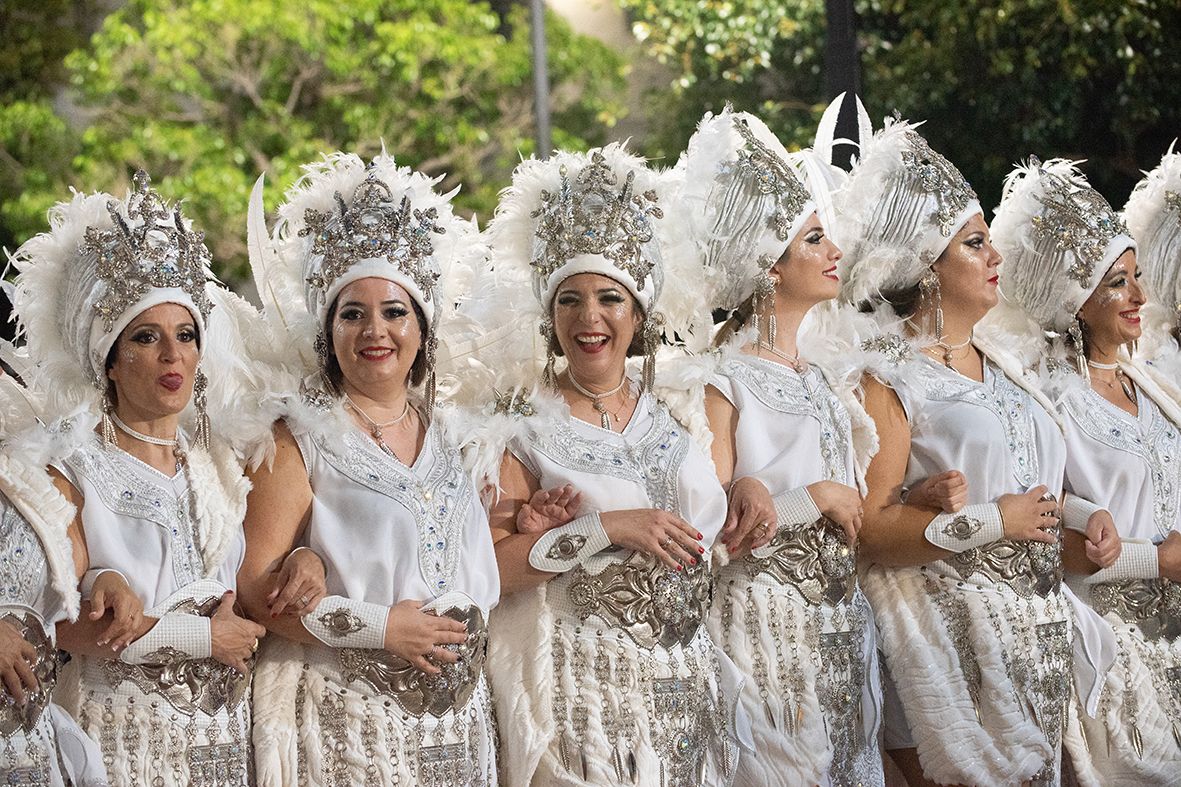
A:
660,536,673,550
754,522,769,534
298,595,310,606
250,638,260,653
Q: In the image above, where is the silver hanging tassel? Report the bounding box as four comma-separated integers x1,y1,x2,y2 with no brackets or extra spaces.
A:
641,312,663,392
193,368,211,451
423,332,438,416
1070,320,1088,380
101,389,117,447
540,317,557,389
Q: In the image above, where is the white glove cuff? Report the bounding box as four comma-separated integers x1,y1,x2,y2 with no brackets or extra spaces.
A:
79,568,128,598
528,513,611,573
924,503,1005,552
303,596,388,649
120,613,212,663
1062,495,1105,533
772,487,823,529
1086,539,1160,584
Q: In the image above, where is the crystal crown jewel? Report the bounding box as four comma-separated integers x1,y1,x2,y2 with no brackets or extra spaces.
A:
900,130,977,237
730,115,810,241
1029,159,1129,286
530,150,663,291
300,168,444,305
81,170,213,330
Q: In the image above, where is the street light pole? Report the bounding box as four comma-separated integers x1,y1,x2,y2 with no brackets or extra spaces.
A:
531,0,552,160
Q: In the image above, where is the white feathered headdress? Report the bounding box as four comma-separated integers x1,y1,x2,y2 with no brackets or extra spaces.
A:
1124,143,1181,320
478,142,698,392
992,158,1134,338
836,116,981,308
10,172,218,426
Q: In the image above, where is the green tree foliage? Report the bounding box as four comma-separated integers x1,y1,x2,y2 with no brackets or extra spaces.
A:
620,0,1181,212
4,0,625,283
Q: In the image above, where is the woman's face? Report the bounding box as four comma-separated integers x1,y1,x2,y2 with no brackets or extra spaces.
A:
1078,249,1144,353
330,277,422,394
107,302,200,421
933,213,1001,317
770,211,842,307
551,272,641,383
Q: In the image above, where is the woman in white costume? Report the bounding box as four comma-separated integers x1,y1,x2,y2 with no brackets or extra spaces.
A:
671,104,890,787
475,143,744,787
0,375,108,785
993,158,1181,784
1125,146,1181,395
9,171,269,786
239,152,501,786
837,120,1118,786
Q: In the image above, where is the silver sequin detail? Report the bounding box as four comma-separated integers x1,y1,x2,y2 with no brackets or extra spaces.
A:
0,501,47,608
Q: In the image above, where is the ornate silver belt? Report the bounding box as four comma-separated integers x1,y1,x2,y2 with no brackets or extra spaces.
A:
337,605,487,718
564,552,712,649
741,517,856,606
100,595,249,716
0,612,56,735
1091,578,1181,642
943,534,1062,598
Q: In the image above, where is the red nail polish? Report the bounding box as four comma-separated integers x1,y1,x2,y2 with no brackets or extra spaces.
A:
689,558,697,566
697,546,705,554
696,533,704,540
676,564,683,571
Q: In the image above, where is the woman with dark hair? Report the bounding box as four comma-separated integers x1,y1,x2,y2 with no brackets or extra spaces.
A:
836,122,1118,786
11,172,269,786
239,153,503,786
995,158,1181,784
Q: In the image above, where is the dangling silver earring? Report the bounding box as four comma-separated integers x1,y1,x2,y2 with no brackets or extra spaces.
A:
641,312,665,392
539,317,557,389
423,331,439,415
919,267,943,342
101,387,117,448
313,330,337,394
1070,319,1088,380
193,368,211,451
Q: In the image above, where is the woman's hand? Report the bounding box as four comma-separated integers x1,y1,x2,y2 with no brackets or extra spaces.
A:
906,470,968,513
266,548,328,618
210,592,267,675
0,619,38,705
997,486,1059,543
1083,509,1121,568
89,571,145,650
516,484,583,535
720,476,777,554
600,509,704,571
805,480,864,546
1158,531,1181,582
384,600,469,674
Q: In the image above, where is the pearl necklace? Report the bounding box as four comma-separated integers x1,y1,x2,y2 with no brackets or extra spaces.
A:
568,374,629,431
1087,360,1135,404
110,413,187,471
345,394,411,448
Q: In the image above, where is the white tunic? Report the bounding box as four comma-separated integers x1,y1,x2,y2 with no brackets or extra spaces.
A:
0,488,107,787
863,342,1076,786
708,354,883,787
490,391,744,787
1061,382,1181,785
251,403,500,787
55,433,250,787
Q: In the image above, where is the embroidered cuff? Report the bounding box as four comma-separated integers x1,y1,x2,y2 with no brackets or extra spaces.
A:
924,504,1004,552
1086,539,1160,584
302,596,388,649
1062,495,1105,533
528,513,611,573
120,613,212,664
79,568,128,599
772,487,823,529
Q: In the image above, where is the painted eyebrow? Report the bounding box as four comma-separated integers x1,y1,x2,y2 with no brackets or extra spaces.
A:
130,322,196,332
556,287,624,297
340,299,407,308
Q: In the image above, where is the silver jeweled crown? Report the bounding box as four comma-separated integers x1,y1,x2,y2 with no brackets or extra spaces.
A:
1029,160,1129,286
530,150,663,291
300,169,444,306
81,170,213,330
731,115,811,242
900,130,977,237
